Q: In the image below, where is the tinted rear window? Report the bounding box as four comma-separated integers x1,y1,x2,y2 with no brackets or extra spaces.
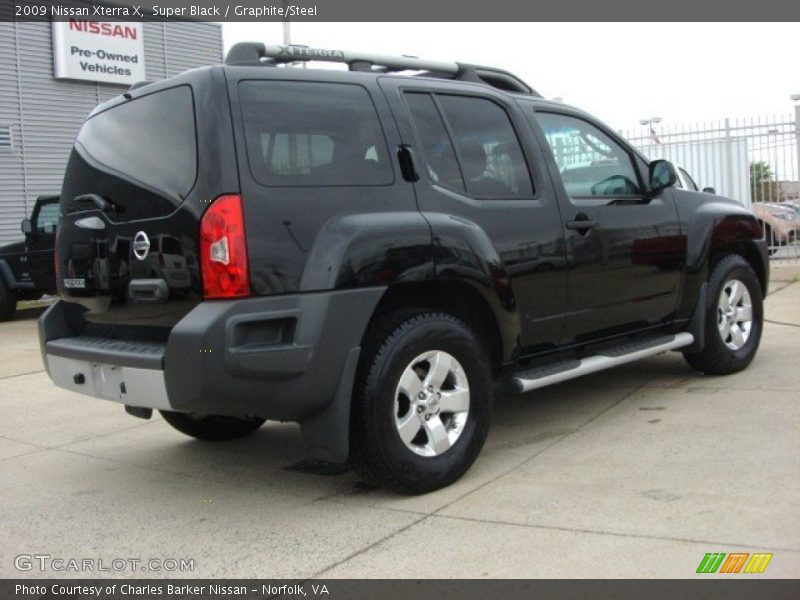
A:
404,93,465,193
239,81,393,187
437,95,533,198
75,86,197,202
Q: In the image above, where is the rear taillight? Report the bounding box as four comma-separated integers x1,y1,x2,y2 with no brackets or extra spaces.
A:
200,194,250,299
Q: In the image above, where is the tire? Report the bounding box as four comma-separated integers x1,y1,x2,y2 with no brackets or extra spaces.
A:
683,254,763,375
349,311,493,494
159,411,266,441
0,278,17,322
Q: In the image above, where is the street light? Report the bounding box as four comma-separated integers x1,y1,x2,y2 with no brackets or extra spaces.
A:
791,94,800,102
639,117,663,125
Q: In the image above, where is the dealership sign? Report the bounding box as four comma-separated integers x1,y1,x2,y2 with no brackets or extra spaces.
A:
52,19,145,85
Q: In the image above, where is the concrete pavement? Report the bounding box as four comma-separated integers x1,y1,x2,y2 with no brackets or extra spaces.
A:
1,275,798,579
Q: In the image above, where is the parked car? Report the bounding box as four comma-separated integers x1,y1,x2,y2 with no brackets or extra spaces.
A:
671,163,716,194
0,195,59,321
669,164,799,255
39,44,769,493
750,202,800,254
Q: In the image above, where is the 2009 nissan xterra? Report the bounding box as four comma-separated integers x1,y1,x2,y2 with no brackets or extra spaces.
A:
39,44,768,493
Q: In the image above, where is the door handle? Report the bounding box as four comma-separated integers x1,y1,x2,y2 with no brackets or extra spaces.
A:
565,218,597,232
397,145,419,182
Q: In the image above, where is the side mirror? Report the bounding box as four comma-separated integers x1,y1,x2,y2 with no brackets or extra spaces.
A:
702,186,716,195
648,160,678,195
21,218,32,235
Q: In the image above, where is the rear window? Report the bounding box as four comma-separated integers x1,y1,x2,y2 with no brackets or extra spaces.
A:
239,81,393,187
75,86,197,201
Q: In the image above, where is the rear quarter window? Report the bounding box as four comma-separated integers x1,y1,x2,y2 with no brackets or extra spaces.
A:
75,86,197,201
239,81,393,187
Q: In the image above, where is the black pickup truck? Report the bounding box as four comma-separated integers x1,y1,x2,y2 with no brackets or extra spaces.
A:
0,195,59,321
38,44,768,493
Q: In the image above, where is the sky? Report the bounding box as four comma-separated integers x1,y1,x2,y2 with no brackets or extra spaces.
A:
222,22,800,132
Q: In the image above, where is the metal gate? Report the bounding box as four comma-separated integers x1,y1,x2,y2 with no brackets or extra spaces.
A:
622,108,800,263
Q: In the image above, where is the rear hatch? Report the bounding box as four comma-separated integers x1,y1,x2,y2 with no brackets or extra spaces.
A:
57,69,237,328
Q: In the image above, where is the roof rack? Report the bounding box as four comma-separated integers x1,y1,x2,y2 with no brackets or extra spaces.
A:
224,43,540,96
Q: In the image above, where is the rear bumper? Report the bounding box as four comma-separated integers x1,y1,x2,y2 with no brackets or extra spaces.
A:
39,288,384,424
46,354,171,410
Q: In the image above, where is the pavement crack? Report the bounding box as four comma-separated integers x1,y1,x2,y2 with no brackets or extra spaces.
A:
0,369,45,381
51,420,156,449
431,513,800,554
310,513,430,578
765,319,800,328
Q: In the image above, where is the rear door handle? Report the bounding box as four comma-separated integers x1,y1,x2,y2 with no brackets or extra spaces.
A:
565,219,597,231
397,145,420,182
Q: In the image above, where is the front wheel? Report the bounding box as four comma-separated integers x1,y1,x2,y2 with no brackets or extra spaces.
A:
349,312,493,494
160,411,266,441
683,254,764,375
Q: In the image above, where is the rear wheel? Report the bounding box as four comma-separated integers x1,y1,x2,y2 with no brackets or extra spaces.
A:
159,411,266,441
349,311,492,494
683,254,763,375
0,279,17,322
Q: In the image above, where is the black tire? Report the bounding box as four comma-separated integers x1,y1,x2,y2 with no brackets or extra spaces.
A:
159,411,266,441
0,278,17,322
683,254,764,375
349,311,493,494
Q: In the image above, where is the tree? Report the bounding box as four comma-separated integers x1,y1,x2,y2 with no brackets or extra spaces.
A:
750,160,779,202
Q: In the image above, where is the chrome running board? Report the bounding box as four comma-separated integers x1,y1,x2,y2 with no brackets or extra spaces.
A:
509,332,694,394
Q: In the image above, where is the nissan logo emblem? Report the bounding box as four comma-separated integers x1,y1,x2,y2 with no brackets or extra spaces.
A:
133,231,151,261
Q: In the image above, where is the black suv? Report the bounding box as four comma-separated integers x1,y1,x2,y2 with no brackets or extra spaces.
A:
0,195,59,321
39,44,768,493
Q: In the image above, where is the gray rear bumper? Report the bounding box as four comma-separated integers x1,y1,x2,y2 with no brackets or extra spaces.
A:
45,354,171,410
39,288,385,460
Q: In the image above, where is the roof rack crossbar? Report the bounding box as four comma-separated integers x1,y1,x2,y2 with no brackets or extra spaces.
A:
224,43,539,96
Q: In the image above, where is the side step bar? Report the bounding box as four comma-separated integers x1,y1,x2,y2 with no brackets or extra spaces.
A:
509,332,694,394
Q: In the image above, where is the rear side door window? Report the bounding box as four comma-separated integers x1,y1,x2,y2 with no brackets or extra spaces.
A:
404,92,533,199
239,81,393,187
437,95,533,199
535,112,641,198
404,93,465,192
